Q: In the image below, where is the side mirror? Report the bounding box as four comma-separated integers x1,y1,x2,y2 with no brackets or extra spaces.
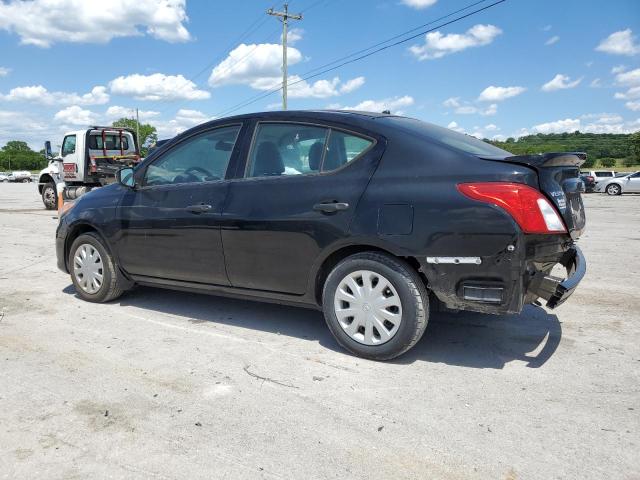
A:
44,140,53,159
117,167,136,188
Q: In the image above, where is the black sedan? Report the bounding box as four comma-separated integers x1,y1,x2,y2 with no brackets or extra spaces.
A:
56,110,586,360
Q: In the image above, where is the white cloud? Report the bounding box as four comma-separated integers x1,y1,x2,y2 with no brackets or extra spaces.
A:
54,105,99,126
447,121,465,133
596,29,640,56
614,86,640,100
105,106,160,121
283,28,304,45
590,78,602,88
541,74,583,92
477,85,526,102
0,67,10,77
155,109,213,138
401,0,437,9
0,0,190,47
527,114,640,135
0,85,109,105
484,123,499,131
0,109,56,148
626,101,640,111
209,43,303,89
409,24,502,60
335,95,415,114
339,76,366,94
443,96,497,115
545,35,560,46
109,73,210,101
208,42,363,100
614,67,640,86
611,65,626,74
443,97,460,108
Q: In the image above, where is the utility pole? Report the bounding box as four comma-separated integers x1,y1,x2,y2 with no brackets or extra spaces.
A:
267,3,302,110
135,108,140,149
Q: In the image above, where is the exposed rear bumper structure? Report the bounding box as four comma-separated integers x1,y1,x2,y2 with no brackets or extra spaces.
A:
527,245,585,309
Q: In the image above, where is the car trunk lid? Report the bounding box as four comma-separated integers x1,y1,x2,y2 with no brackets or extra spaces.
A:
479,152,586,238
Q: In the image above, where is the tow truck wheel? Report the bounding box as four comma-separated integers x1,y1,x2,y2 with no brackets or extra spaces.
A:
42,182,57,210
69,233,124,303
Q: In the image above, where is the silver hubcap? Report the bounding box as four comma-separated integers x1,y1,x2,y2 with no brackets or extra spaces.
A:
334,270,402,346
73,244,104,294
608,185,619,194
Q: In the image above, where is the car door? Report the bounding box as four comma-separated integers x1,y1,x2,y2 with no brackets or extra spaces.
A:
221,121,384,294
116,124,244,285
625,172,640,192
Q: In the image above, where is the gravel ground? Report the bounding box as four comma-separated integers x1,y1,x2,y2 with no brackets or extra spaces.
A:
0,182,638,480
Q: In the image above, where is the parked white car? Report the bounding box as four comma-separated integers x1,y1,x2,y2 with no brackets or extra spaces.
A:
10,170,32,183
580,170,616,185
596,171,640,195
0,172,9,182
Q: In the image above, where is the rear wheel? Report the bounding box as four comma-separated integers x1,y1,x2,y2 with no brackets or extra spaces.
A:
69,233,125,303
322,252,429,361
42,182,57,210
606,183,622,196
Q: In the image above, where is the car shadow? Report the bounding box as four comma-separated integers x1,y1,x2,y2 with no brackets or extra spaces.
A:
62,285,561,369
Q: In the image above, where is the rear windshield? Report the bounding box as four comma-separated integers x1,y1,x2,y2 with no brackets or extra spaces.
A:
381,116,511,157
88,133,131,151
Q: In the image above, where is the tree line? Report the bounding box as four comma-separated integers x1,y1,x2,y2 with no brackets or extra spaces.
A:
488,131,640,168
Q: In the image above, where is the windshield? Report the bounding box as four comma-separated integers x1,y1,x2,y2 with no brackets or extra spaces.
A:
381,116,511,157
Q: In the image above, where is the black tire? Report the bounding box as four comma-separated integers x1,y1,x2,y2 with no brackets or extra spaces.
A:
69,232,125,303
322,252,429,361
606,183,622,196
42,182,57,210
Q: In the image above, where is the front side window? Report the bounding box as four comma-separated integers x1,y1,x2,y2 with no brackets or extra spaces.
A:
247,123,373,178
144,125,240,186
61,135,76,156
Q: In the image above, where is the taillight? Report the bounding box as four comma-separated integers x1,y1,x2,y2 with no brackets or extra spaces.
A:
457,182,567,234
587,176,594,181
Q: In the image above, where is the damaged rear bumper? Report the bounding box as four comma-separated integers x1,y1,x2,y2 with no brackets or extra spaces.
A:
419,236,586,315
526,245,585,309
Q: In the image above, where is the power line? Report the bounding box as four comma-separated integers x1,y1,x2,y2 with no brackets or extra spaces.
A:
215,0,506,117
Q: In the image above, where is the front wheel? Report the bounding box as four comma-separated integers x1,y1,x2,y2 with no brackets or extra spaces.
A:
69,233,125,303
606,183,622,196
322,252,429,361
42,182,57,210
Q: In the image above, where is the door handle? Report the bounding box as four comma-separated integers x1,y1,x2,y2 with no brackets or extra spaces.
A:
313,201,349,213
186,204,213,214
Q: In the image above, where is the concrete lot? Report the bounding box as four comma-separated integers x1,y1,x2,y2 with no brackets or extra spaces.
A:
0,182,638,480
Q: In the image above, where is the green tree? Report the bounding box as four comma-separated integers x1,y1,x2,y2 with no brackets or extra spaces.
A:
630,132,640,164
600,158,616,168
2,140,31,152
112,118,158,156
0,141,47,170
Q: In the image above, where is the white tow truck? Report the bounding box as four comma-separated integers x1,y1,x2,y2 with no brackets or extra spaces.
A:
37,126,140,209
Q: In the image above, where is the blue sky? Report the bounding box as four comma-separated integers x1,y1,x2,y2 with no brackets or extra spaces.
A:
0,0,638,148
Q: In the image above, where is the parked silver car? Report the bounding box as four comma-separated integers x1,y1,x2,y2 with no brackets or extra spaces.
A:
596,171,640,195
0,172,9,182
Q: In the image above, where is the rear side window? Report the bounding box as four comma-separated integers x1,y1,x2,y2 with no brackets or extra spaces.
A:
89,134,130,151
381,117,510,157
61,135,76,156
246,122,373,178
595,171,614,177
